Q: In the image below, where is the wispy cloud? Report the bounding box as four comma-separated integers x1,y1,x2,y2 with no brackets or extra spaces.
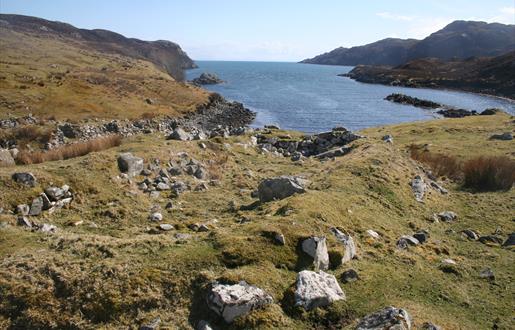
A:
376,12,415,21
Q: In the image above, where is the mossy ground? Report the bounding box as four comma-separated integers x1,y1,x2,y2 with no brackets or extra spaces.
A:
0,113,514,329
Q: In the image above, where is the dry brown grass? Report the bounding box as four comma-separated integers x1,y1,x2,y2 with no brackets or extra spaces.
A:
17,135,122,164
409,144,462,179
463,156,515,191
0,125,53,148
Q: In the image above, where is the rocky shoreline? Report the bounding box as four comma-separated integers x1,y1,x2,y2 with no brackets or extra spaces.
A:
0,93,255,152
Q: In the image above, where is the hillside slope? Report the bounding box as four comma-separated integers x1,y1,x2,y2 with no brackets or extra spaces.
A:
0,17,210,121
343,51,515,99
302,21,515,66
1,113,513,329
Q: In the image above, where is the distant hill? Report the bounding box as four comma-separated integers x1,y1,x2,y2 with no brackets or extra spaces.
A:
301,38,418,66
301,21,515,66
343,51,515,99
0,14,209,121
0,14,197,80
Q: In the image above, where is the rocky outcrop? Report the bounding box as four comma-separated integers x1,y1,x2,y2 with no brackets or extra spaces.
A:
356,306,412,330
257,127,360,160
257,176,307,202
294,270,346,310
385,94,441,109
191,73,224,85
436,108,477,118
206,281,273,323
490,132,513,141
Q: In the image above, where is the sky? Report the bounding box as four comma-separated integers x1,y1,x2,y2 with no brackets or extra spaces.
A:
1,0,514,61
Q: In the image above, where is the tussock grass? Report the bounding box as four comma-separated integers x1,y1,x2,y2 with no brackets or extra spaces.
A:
463,156,515,191
409,144,462,180
17,135,122,164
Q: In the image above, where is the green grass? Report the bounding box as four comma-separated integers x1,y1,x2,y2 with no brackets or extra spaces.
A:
0,113,514,329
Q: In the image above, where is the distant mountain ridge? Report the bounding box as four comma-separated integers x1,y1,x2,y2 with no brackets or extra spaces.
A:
0,14,197,79
301,20,515,66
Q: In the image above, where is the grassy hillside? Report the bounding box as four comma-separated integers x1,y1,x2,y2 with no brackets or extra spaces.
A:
1,113,513,329
0,28,209,121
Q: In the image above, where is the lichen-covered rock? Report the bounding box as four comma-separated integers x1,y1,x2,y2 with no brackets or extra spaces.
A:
356,306,412,330
29,196,44,216
167,127,192,141
396,236,420,249
331,227,357,263
302,236,330,271
411,175,426,202
257,175,306,202
117,153,144,177
206,281,273,323
294,270,345,310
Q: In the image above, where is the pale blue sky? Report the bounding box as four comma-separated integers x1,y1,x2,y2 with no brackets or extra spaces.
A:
1,0,514,61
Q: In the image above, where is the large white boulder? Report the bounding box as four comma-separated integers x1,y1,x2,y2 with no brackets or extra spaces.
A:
117,153,144,177
207,281,273,323
295,270,345,311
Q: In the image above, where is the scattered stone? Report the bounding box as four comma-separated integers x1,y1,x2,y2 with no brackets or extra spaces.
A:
149,191,160,199
436,211,457,222
411,175,426,202
43,186,64,201
421,322,441,330
165,201,173,209
478,235,503,245
490,132,513,141
149,212,163,222
382,135,393,143
156,182,170,191
294,270,346,311
16,204,30,216
17,216,32,228
198,224,210,232
39,223,57,233
117,153,144,177
159,224,174,231
502,232,515,248
430,181,448,194
167,128,192,141
341,269,359,283
315,146,351,159
12,172,37,187
461,229,479,240
479,268,495,280
139,317,161,330
196,320,214,330
439,259,460,275
356,306,412,330
194,182,209,192
207,281,273,323
442,259,456,265
174,233,191,241
366,229,380,239
274,232,286,245
0,149,15,167
331,227,357,263
29,196,44,216
396,236,420,249
413,231,429,244
302,236,330,271
257,176,307,202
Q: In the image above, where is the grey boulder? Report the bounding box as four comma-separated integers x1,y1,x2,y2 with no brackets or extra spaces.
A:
0,149,15,167
12,172,37,187
331,227,357,264
302,236,330,271
167,128,193,141
356,306,411,330
117,153,144,177
502,232,515,248
257,175,306,202
295,270,346,311
207,281,273,323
